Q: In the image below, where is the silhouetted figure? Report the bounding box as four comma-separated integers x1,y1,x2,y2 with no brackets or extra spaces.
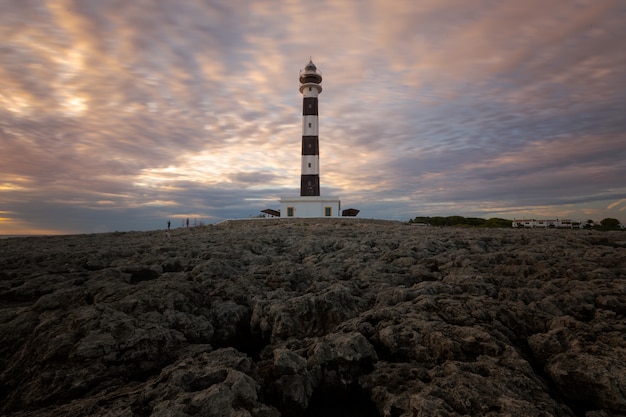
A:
167,220,171,230
186,218,189,228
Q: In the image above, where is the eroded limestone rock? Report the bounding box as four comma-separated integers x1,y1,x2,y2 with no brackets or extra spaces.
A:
1,221,624,416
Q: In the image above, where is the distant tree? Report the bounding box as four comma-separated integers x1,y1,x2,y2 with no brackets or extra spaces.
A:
445,216,464,226
430,216,446,226
409,216,431,224
483,218,512,228
600,218,620,229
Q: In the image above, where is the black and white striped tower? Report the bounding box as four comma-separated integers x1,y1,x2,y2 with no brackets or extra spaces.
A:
299,59,322,196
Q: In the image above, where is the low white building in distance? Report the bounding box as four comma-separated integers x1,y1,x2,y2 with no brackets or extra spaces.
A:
512,219,582,228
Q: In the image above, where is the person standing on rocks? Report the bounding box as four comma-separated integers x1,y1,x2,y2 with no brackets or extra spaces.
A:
167,220,171,231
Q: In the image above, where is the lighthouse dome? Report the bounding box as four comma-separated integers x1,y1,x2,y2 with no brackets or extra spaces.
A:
305,60,317,71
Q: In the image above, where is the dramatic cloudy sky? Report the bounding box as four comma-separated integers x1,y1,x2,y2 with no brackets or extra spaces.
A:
2,0,625,234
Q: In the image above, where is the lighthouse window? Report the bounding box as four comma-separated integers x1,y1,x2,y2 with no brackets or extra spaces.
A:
308,163,311,167
287,207,295,217
309,87,311,91
308,123,311,128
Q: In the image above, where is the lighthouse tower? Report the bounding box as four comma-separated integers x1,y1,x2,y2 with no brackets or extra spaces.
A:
278,60,341,218
299,59,322,196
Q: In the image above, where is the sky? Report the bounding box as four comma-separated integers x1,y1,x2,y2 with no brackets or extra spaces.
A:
1,0,626,234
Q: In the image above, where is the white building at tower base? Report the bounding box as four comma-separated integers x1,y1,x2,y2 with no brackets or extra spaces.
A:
279,196,341,218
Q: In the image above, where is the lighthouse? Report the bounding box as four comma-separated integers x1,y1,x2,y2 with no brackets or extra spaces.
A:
299,59,322,196
276,60,342,218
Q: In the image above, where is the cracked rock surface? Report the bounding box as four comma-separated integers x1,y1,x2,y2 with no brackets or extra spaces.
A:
1,219,625,417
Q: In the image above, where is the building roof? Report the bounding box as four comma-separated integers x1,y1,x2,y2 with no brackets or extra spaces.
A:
261,209,280,217
342,208,360,217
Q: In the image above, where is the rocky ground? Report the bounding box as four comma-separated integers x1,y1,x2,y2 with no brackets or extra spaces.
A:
0,218,625,417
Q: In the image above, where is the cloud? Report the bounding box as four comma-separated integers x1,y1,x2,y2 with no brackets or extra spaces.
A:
608,198,626,212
